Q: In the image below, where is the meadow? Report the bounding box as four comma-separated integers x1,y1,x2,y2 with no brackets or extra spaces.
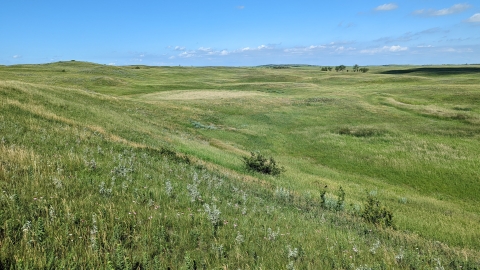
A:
1,61,479,269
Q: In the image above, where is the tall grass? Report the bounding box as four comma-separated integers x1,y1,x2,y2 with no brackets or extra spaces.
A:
1,62,479,268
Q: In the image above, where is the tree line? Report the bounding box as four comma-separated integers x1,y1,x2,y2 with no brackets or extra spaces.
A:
321,64,369,73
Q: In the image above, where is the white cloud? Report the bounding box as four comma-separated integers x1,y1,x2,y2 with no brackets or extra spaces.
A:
283,44,356,55
284,45,326,53
440,47,473,53
413,3,471,17
12,55,22,59
236,6,245,10
388,45,407,52
174,46,186,51
197,47,212,52
108,63,116,66
333,46,356,54
417,45,434,48
239,45,272,52
361,45,408,54
466,13,480,23
375,3,398,11
179,51,195,58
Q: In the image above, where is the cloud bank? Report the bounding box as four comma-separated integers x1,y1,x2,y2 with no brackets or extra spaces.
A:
375,3,398,11
466,13,480,23
361,45,408,54
413,3,471,17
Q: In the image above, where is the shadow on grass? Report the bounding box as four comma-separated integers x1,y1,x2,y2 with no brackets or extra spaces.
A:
380,67,480,75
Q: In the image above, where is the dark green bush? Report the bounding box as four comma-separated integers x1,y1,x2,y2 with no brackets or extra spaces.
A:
362,194,395,228
359,67,369,73
243,152,284,176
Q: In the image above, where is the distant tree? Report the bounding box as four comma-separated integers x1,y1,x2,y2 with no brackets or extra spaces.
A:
335,65,346,72
327,67,333,71
359,67,369,73
353,64,359,72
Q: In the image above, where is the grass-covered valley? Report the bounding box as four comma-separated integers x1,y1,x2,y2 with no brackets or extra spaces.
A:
1,61,480,269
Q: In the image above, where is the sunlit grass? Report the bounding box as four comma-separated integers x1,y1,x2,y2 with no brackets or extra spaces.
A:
1,62,479,268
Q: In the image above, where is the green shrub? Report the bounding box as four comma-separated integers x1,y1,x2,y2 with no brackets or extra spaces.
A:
243,152,284,176
320,186,345,211
361,194,395,228
359,67,369,73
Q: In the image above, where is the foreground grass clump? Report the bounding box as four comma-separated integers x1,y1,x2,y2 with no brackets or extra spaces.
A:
1,62,480,268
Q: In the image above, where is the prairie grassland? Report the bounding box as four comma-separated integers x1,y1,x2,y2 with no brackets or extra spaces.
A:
1,62,479,268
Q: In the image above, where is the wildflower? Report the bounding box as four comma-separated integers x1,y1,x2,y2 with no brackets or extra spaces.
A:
267,228,279,241
235,231,245,245
204,203,221,227
286,245,299,260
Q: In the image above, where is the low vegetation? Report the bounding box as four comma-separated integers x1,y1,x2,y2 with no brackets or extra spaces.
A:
243,152,284,176
0,62,479,268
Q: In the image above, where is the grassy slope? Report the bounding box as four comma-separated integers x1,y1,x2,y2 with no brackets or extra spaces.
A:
1,62,479,268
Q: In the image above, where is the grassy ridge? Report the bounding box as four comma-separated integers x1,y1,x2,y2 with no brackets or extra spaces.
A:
1,62,479,268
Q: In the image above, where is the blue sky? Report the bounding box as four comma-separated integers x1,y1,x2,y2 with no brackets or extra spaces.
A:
1,1,479,66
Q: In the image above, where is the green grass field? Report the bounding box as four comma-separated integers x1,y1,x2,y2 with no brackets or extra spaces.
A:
1,61,479,269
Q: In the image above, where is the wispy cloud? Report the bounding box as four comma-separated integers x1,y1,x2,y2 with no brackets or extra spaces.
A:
413,3,471,17
374,27,445,43
337,21,356,28
239,45,273,52
465,13,480,23
284,45,326,53
374,3,398,11
173,43,359,60
283,43,355,55
361,45,408,54
174,46,186,51
417,45,434,48
12,55,22,59
236,6,245,10
439,47,473,53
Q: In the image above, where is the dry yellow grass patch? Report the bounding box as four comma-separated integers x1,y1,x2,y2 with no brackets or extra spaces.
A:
139,90,264,100
385,97,480,124
209,138,249,156
0,144,37,183
4,98,145,149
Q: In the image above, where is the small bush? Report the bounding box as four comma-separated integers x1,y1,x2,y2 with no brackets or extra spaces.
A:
320,187,345,211
243,152,284,176
362,194,394,228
